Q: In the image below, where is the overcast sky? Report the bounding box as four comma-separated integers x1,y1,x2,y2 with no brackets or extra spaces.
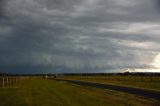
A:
0,0,160,74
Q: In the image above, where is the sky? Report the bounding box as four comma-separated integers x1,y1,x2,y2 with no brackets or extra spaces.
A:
0,0,160,74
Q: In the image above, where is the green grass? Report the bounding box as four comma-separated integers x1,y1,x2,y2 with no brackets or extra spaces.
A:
60,76,160,91
0,77,159,106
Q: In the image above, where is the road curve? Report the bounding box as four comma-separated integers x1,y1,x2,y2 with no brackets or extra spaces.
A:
53,79,160,100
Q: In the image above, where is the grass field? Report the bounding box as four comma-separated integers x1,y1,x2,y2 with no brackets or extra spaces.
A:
0,77,159,106
59,75,160,91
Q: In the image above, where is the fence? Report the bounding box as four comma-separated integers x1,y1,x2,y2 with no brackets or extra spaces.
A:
60,75,160,82
0,76,28,88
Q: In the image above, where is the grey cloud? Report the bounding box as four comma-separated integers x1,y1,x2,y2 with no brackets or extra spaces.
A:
0,0,160,73
0,0,5,17
154,0,160,12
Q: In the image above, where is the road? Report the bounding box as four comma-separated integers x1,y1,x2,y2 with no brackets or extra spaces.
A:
54,79,160,100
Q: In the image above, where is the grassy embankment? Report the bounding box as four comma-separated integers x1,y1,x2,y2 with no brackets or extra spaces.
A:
0,77,159,106
58,76,160,91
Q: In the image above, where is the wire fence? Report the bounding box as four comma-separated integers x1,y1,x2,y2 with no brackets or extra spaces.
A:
59,75,160,83
0,76,29,88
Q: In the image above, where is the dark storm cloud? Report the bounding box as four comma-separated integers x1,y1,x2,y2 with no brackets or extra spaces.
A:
0,0,5,17
154,0,160,11
0,0,160,73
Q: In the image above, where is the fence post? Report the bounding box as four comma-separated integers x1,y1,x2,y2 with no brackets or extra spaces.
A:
2,77,5,88
7,77,8,84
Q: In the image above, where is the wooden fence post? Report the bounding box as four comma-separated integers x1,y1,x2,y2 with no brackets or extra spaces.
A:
7,77,8,84
2,77,4,88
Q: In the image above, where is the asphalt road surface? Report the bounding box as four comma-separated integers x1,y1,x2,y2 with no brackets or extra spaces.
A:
54,79,160,100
